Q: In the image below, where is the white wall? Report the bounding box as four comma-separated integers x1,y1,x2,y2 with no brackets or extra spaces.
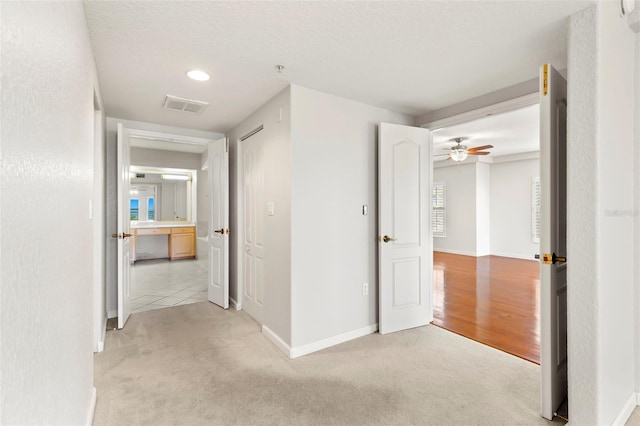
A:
490,158,540,259
227,87,292,343
433,158,540,260
1,2,100,423
105,118,222,316
634,10,640,402
130,147,201,170
568,3,637,424
433,162,478,255
416,78,538,125
290,85,413,349
476,162,491,256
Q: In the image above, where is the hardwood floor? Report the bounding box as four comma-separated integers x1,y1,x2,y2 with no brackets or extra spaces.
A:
432,251,540,364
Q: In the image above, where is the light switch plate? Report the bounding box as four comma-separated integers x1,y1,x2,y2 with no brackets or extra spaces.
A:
267,202,275,216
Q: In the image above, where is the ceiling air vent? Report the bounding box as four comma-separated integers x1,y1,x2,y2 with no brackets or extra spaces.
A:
162,95,209,114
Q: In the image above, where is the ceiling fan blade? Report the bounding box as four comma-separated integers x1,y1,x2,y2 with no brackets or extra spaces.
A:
468,151,490,156
467,145,494,152
434,153,450,157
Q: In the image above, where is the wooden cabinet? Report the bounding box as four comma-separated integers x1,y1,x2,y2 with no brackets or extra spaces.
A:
132,225,196,261
135,227,171,236
169,227,196,260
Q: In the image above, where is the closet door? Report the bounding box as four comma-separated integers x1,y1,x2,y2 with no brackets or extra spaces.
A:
241,132,265,324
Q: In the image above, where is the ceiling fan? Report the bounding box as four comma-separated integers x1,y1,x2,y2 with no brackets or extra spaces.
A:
435,137,494,162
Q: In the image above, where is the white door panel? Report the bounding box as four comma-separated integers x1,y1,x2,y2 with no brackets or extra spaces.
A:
539,63,568,420
116,123,132,329
242,131,265,323
207,137,229,309
379,123,432,335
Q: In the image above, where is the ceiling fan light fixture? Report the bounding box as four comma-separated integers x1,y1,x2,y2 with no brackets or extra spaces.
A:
450,147,468,162
450,150,468,162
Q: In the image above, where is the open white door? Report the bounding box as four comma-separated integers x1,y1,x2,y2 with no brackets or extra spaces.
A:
378,123,432,335
116,123,132,329
207,137,229,309
539,64,568,420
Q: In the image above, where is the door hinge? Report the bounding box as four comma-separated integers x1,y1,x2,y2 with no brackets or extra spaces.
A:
543,64,548,96
225,138,229,153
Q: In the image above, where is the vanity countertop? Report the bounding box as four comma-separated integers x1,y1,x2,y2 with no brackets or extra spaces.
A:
131,222,195,229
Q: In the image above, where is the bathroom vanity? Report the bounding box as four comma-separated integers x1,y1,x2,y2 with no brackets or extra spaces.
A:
131,222,196,262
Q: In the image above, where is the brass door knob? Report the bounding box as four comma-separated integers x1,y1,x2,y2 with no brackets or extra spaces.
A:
382,235,396,243
542,253,567,265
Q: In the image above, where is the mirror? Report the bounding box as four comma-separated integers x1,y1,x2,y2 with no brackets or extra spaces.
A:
130,167,197,224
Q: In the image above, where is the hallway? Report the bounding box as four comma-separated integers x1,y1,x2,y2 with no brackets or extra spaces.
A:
94,302,555,425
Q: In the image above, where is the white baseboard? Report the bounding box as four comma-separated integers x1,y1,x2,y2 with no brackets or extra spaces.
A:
490,252,538,261
434,249,537,261
85,386,96,426
229,297,241,310
290,324,378,359
433,249,478,257
107,309,117,319
612,392,637,425
262,325,292,357
262,324,379,359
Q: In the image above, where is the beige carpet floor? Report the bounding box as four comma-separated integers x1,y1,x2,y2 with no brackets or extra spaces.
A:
94,302,567,425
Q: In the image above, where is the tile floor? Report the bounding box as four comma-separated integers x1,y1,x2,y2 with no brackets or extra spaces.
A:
130,258,208,313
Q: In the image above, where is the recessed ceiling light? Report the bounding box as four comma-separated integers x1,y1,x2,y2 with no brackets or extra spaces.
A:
187,69,210,81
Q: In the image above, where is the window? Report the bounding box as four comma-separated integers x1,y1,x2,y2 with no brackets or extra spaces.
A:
130,184,157,221
130,199,139,221
148,197,155,220
432,182,446,237
532,177,540,243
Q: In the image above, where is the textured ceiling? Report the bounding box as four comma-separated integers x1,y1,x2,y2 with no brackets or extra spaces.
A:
84,1,594,133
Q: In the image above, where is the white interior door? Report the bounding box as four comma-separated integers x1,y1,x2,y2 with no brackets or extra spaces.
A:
241,132,265,324
207,137,229,309
116,123,132,329
378,123,432,334
539,63,568,420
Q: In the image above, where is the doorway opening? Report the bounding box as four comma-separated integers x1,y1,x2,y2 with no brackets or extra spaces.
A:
423,67,569,421
128,165,207,313
429,102,542,364
114,126,219,327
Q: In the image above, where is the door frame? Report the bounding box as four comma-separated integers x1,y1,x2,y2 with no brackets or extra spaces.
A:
125,128,216,223
420,93,539,132
233,124,269,313
116,127,218,320
419,90,565,412
92,91,106,352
